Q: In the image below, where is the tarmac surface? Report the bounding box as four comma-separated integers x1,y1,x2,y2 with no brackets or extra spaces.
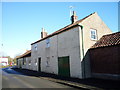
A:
9,66,120,90
2,67,76,89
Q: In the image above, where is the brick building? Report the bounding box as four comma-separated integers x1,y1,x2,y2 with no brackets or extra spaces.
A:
89,32,120,80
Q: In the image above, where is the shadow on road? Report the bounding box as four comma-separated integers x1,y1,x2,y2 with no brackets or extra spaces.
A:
2,67,24,75
2,66,120,89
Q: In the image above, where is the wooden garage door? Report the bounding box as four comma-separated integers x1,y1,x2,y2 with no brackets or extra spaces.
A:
58,56,70,77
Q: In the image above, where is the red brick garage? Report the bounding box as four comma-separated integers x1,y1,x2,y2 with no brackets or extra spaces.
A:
89,32,120,80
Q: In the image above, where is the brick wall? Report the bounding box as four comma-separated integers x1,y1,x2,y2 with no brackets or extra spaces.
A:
89,44,120,74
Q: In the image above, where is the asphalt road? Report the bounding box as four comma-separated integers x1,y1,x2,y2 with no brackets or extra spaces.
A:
2,67,74,89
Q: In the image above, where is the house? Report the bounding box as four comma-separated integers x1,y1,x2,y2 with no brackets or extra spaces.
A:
30,11,112,79
89,32,120,80
0,57,9,66
16,50,31,70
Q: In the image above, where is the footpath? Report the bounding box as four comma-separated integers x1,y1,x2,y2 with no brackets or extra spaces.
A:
12,67,120,90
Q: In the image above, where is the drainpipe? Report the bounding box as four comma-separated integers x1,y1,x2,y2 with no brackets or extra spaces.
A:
78,24,85,78
80,25,84,57
78,24,84,58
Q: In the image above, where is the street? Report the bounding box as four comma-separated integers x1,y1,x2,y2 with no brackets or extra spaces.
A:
2,67,74,88
1,67,120,89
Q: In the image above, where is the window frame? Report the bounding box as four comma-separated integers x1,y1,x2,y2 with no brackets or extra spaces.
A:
46,57,50,67
28,60,31,65
23,58,26,65
46,38,50,48
90,29,97,40
34,44,38,51
35,59,37,66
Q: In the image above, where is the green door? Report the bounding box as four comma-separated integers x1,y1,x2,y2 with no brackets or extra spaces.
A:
58,56,70,77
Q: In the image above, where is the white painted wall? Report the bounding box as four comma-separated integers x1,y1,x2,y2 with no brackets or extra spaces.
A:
57,27,82,78
30,13,112,79
31,26,83,78
17,57,31,70
22,57,31,70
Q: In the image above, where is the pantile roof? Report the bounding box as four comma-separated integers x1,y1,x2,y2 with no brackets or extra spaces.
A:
15,50,31,59
91,32,120,49
31,12,96,45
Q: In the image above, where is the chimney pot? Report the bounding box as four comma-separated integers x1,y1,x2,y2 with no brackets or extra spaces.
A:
71,11,78,24
41,28,47,38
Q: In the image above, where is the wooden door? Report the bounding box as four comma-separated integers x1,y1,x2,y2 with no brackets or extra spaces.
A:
58,56,70,77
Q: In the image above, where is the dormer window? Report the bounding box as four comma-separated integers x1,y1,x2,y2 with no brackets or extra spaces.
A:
90,29,97,40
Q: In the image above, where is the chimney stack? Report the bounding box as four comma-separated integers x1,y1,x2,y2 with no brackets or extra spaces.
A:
41,28,47,38
71,11,78,24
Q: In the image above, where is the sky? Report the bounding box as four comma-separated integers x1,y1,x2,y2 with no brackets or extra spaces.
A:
1,2,118,58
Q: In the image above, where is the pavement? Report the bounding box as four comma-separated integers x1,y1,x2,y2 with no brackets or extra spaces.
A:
11,66,120,90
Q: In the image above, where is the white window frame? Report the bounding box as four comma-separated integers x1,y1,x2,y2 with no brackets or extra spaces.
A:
46,57,50,67
90,29,97,40
28,60,31,65
35,59,37,66
34,44,37,51
46,38,50,48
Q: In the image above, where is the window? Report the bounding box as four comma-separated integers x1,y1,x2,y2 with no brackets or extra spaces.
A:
23,58,26,65
34,44,37,51
46,38,50,48
28,60,31,65
90,29,97,40
35,59,37,66
46,57,50,67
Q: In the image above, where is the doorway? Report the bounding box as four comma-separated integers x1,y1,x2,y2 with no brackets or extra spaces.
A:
58,56,70,77
38,57,41,72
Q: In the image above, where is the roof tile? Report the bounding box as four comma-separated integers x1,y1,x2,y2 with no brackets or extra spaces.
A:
91,32,120,49
16,50,31,59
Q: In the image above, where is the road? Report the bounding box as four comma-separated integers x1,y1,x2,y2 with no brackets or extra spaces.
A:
2,67,75,88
